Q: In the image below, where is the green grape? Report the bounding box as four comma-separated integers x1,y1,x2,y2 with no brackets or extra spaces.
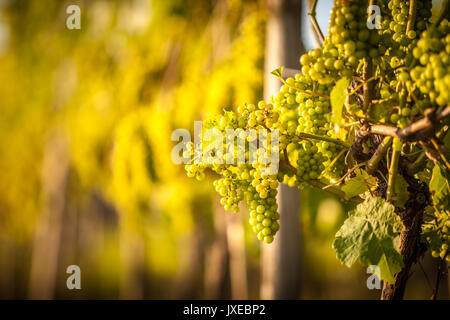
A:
410,19,450,107
386,0,431,47
328,0,387,63
422,210,450,261
246,185,279,243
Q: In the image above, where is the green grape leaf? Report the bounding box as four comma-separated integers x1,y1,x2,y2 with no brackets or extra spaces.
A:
330,77,350,126
416,168,431,184
392,174,409,208
341,169,377,199
375,246,404,284
430,164,450,210
270,66,284,79
333,197,404,283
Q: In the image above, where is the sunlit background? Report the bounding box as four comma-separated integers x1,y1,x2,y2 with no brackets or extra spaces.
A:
0,0,447,299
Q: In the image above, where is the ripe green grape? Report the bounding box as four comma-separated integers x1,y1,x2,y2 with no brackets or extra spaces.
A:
423,210,450,261
411,19,450,107
247,184,279,243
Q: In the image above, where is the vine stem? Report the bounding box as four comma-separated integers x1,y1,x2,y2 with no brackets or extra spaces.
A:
362,59,374,113
430,138,450,170
381,0,428,301
279,159,362,204
308,0,325,45
406,0,417,33
430,258,447,300
366,136,392,175
294,132,351,148
366,106,450,141
386,137,401,202
407,152,426,175
276,75,330,98
322,162,366,190
346,76,380,96
318,148,346,178
308,179,362,204
381,204,427,299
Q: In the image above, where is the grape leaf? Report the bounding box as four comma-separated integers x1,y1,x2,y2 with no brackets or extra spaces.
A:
376,247,403,284
333,197,404,283
341,169,377,199
270,67,284,79
330,77,350,126
429,164,450,210
416,168,431,184
392,174,409,208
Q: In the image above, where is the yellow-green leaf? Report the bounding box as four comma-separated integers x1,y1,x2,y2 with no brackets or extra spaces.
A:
270,66,284,79
341,169,377,200
392,174,409,208
330,77,350,126
430,164,450,210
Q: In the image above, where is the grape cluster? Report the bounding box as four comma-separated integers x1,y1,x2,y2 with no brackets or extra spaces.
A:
295,143,326,181
381,77,421,128
272,76,331,135
278,72,348,180
329,0,385,61
423,211,450,262
300,43,350,84
184,104,284,243
376,0,431,76
411,19,450,107
296,87,331,135
388,91,426,128
214,178,244,213
247,185,279,243
387,0,431,45
237,101,280,130
271,81,303,135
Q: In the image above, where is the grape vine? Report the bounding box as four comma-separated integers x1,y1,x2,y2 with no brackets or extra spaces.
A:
182,0,450,299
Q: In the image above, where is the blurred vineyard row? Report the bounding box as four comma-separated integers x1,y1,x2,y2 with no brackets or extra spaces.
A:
0,0,443,299
0,0,269,299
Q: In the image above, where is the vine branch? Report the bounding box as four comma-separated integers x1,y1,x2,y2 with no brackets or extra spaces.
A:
406,0,417,34
386,138,401,201
308,0,325,45
407,152,427,175
295,132,351,148
366,136,392,175
362,106,450,142
279,159,362,204
430,258,447,300
362,59,374,113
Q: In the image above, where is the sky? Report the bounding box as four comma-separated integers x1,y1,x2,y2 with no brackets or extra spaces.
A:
301,0,334,51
